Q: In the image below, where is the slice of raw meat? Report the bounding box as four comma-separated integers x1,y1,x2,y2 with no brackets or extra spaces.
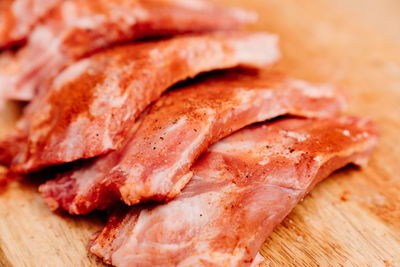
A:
2,32,279,172
39,71,347,214
90,116,378,267
0,0,256,101
0,0,60,48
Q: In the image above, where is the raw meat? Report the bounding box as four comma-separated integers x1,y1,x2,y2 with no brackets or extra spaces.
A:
0,0,256,101
0,0,60,48
39,71,347,214
90,116,378,267
1,32,280,172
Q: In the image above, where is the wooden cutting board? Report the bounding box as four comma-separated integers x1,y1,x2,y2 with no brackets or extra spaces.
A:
1,0,400,266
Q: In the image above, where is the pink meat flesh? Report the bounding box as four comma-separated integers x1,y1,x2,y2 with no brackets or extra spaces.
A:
0,0,256,101
0,0,60,48
0,32,279,172
39,71,346,214
90,116,378,267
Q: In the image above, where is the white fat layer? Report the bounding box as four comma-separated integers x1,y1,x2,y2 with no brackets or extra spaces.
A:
11,0,58,38
61,0,149,32
285,131,310,142
61,1,104,28
314,155,323,164
211,135,309,189
110,88,130,109
163,117,187,135
114,116,187,199
251,252,265,267
11,0,31,34
24,115,90,169
102,115,114,150
89,64,133,116
109,3,148,23
113,185,250,267
5,24,65,100
111,179,274,266
239,88,273,103
232,33,280,67
60,1,79,24
24,24,60,65
111,193,213,265
216,88,279,137
158,0,209,11
210,140,257,154
258,159,270,166
71,16,99,29
290,79,335,98
52,58,91,90
355,132,370,140
149,109,216,195
118,108,216,200
28,103,53,143
148,129,208,195
57,116,89,160
226,6,258,23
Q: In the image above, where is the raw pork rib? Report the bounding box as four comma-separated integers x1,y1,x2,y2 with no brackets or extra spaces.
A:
90,116,378,267
40,71,346,214
0,0,60,48
2,32,279,172
0,0,256,101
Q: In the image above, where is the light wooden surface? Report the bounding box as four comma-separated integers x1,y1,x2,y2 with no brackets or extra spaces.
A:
1,0,400,266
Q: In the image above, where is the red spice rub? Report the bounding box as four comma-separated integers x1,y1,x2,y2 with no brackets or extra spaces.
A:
90,116,378,266
0,0,60,48
1,32,280,173
0,0,256,101
39,71,346,214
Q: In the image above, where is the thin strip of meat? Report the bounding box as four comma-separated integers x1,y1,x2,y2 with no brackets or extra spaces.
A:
90,116,378,267
39,71,346,214
1,32,279,172
0,0,60,48
0,0,256,101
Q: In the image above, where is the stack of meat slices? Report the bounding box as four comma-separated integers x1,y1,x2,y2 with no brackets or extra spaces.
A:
0,0,256,101
0,1,378,266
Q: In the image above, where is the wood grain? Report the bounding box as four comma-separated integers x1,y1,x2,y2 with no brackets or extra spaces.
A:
1,0,400,266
